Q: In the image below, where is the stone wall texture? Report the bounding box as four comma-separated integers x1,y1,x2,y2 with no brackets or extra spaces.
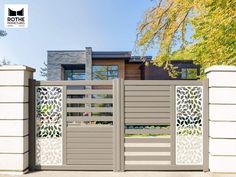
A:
47,49,92,80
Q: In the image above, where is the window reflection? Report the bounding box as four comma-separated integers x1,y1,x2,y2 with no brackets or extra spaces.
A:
92,65,118,80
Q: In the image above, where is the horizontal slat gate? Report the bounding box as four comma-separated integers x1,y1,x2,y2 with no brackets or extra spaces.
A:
34,79,206,171
123,80,204,171
124,81,172,170
67,127,113,166
65,81,114,170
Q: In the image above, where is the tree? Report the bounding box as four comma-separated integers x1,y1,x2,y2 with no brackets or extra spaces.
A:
0,30,7,38
40,61,48,78
0,59,10,66
136,0,236,77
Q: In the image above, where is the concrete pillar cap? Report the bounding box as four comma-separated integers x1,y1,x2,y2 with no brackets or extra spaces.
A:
0,65,35,72
205,65,236,74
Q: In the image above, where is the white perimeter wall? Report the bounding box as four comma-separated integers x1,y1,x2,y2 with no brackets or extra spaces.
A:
0,66,34,173
206,66,236,172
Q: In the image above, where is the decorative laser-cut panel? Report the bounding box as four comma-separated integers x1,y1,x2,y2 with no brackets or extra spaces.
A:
35,86,63,166
176,86,203,165
36,137,62,165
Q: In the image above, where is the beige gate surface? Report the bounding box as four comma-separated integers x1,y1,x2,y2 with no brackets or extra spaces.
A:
122,80,208,171
30,79,208,171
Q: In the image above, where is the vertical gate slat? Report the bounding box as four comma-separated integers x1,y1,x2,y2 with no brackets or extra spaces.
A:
63,86,67,165
117,79,121,172
29,79,36,171
120,79,125,172
113,79,116,171
203,79,209,172
113,79,121,171
170,85,176,165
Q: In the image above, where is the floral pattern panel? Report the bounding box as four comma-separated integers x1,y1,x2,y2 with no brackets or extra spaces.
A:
176,86,203,165
35,86,63,165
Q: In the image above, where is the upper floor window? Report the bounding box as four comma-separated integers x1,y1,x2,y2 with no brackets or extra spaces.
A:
63,64,86,80
65,70,86,80
181,68,198,79
92,65,118,80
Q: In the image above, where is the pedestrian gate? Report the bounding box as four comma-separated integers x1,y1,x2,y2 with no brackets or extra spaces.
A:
30,79,208,171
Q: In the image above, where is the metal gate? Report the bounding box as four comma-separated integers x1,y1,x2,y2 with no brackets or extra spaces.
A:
32,80,115,170
122,80,208,171
30,79,208,171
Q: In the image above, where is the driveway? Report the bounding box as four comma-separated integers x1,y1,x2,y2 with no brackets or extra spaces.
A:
0,171,236,177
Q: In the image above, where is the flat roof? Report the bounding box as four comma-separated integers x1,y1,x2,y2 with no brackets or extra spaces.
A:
47,49,152,62
47,50,85,52
92,51,132,59
92,52,152,63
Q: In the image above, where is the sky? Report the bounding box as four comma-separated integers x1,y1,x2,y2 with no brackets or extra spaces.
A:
0,0,155,79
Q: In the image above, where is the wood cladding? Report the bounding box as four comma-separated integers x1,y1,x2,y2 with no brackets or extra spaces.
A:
92,60,142,80
125,64,141,80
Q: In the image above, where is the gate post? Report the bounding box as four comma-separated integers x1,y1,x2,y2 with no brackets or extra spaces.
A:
205,66,236,172
0,65,35,174
120,79,125,172
113,79,121,171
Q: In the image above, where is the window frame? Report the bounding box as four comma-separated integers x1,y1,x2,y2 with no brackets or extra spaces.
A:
181,67,198,80
64,69,86,80
92,65,119,80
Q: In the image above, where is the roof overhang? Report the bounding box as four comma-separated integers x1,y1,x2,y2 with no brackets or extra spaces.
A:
92,51,131,59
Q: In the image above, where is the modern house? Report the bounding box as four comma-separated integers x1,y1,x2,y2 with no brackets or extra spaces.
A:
47,47,200,80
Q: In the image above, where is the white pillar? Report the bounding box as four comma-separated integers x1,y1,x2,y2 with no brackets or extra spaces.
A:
205,65,236,172
0,65,35,174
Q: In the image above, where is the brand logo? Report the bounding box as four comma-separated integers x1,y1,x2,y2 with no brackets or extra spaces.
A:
8,8,24,16
4,4,28,28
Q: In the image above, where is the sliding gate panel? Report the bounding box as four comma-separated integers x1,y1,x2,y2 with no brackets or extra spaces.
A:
66,83,113,170
35,80,114,170
123,80,206,171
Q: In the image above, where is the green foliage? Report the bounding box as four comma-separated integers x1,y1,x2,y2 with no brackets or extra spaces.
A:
137,0,236,77
191,0,236,69
37,103,54,114
40,61,47,78
172,49,194,61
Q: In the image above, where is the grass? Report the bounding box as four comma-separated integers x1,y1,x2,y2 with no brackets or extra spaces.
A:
125,134,170,138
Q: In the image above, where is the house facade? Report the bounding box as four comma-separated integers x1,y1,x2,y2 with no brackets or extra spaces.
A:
47,47,200,80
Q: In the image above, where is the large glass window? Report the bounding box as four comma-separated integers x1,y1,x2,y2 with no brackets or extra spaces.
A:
92,65,118,80
63,64,86,80
64,69,86,80
181,68,198,79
